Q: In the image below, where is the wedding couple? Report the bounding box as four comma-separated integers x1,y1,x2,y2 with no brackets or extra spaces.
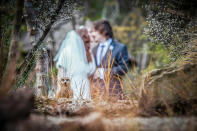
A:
54,20,129,100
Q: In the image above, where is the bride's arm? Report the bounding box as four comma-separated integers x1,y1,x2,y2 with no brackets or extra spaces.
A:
87,54,96,76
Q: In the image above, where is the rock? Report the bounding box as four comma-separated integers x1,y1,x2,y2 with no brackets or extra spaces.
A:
60,112,106,131
4,114,59,131
0,88,34,122
139,63,197,116
48,112,197,131
33,97,95,116
33,97,137,118
0,88,59,131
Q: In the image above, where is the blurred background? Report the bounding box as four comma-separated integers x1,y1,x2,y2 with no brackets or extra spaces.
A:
1,1,197,129
19,0,172,72
1,0,196,97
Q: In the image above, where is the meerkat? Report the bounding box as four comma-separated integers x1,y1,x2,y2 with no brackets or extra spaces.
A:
57,77,72,98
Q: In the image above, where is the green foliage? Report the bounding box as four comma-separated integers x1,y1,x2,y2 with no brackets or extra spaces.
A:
20,24,27,32
143,0,197,61
84,0,106,20
113,9,147,52
143,42,171,73
51,66,58,76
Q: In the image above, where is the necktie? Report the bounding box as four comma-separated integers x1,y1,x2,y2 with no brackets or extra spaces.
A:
99,45,105,66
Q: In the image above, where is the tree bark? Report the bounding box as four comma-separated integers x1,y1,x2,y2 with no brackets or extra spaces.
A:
23,0,49,96
35,48,49,97
0,0,24,94
0,11,4,85
15,0,65,88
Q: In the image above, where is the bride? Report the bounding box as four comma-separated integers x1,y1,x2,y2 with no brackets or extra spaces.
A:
54,28,96,100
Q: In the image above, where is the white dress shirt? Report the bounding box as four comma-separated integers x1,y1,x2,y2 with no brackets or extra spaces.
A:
96,38,112,66
96,38,112,79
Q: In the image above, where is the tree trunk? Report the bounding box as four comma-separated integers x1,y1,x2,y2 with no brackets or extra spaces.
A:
0,0,24,94
23,0,49,97
0,2,14,86
15,0,65,89
35,48,50,97
0,11,4,85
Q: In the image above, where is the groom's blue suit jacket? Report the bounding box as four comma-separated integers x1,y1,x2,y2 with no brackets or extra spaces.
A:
92,39,129,77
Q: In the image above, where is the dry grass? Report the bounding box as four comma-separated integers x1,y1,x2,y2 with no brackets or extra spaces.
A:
32,52,142,119
137,63,197,117
43,52,197,118
2,41,196,120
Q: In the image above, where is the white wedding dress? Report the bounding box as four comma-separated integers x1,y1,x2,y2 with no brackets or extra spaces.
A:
55,30,95,100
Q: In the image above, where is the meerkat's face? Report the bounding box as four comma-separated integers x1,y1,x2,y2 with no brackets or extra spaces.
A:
61,77,70,85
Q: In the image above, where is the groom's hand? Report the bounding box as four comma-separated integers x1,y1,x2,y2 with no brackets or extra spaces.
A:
93,68,105,79
93,69,101,79
93,70,99,79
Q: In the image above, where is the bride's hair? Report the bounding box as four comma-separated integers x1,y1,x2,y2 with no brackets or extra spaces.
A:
77,28,92,63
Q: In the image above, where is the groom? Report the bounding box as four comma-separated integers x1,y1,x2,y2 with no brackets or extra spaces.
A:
91,20,129,99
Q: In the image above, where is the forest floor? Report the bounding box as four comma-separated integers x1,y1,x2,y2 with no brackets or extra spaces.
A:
1,87,197,131
32,97,197,131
